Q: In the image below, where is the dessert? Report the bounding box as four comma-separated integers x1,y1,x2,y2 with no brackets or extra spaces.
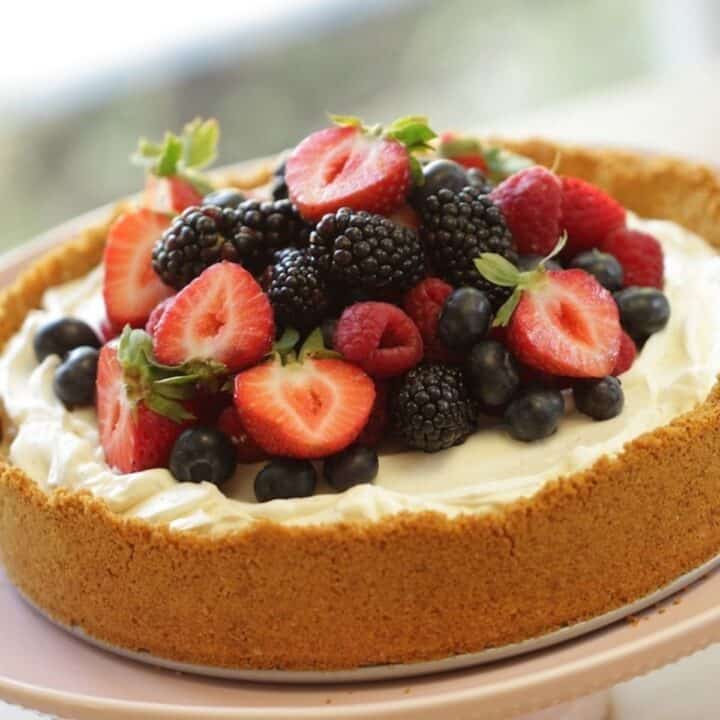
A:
1,118,720,672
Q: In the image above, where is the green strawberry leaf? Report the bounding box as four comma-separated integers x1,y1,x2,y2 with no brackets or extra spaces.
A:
182,117,219,170
438,134,483,159
273,327,300,358
300,327,341,361
328,113,365,129
493,288,523,327
474,253,521,287
144,393,195,423
155,133,184,177
409,155,425,186
384,115,437,152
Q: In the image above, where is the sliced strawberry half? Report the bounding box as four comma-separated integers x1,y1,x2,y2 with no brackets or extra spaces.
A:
143,174,203,214
234,356,375,459
153,262,274,372
96,336,194,473
103,209,174,329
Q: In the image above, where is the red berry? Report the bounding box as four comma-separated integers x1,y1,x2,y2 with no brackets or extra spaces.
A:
439,131,488,171
601,227,664,289
217,405,269,464
144,296,175,336
153,262,274,372
143,174,203,214
96,343,189,473
402,277,457,363
285,125,411,221
234,357,375,459
560,177,626,256
507,269,622,378
388,202,420,231
356,381,390,447
612,331,638,376
334,302,423,378
490,166,562,255
98,317,120,343
103,209,174,329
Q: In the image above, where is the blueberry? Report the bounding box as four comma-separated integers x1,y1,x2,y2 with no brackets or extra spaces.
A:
574,376,624,421
516,254,563,272
438,287,492,352
614,287,670,341
569,250,624,291
34,318,100,363
411,160,469,205
255,459,316,502
504,389,565,442
324,446,379,492
465,340,520,408
169,427,237,486
53,346,99,409
202,187,246,209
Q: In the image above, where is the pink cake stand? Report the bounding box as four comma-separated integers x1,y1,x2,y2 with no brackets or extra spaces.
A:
1,200,719,720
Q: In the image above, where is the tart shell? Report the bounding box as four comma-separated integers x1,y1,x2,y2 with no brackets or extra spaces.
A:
1,142,720,671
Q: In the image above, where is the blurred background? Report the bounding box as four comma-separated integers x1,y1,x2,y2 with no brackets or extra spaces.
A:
2,0,720,250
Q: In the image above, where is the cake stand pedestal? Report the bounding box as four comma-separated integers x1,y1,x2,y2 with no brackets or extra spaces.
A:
1,563,718,720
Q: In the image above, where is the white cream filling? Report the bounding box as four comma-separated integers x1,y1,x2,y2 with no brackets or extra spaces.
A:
1,215,719,534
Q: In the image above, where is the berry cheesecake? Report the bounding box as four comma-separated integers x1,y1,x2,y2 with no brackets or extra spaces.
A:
1,118,720,671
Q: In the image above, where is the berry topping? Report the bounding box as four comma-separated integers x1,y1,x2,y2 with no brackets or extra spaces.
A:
324,445,379,492
613,287,670,342
33,318,101,363
255,459,317,502
268,248,330,332
420,186,517,310
168,427,237,486
103,209,174,329
601,227,664,289
334,302,423,378
402,277,455,363
356,381,390,447
234,339,376,459
392,364,477,452
96,330,197,473
612,331,638,376
53,346,99,409
560,176,626,255
310,208,425,295
144,296,175,337
217,405,269,463
286,115,436,221
504,389,565,442
465,340,520,409
153,262,274,372
568,250,624,291
490,166,562,256
203,187,246,209
437,287,492,352
574,376,624,421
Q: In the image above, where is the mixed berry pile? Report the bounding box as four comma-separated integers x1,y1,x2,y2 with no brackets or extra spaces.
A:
35,117,671,502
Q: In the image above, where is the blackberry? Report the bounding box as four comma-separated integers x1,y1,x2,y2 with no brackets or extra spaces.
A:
270,160,288,201
392,364,477,452
466,168,494,194
420,186,517,310
310,208,425,296
268,249,331,332
153,199,310,289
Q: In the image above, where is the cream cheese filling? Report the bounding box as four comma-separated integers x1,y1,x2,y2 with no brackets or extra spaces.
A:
1,215,719,533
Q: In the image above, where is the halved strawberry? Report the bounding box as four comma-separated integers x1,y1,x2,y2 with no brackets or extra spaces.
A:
103,209,174,329
234,356,375,459
286,115,435,222
153,262,274,372
96,335,193,473
143,174,203,214
145,296,175,337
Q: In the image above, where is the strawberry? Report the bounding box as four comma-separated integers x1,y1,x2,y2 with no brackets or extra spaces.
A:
144,296,175,337
143,174,203,214
153,262,274,372
103,209,174,329
285,115,436,221
601,227,664,289
560,176,626,256
475,254,621,378
217,405,269,464
612,331,638,376
96,329,196,473
438,131,488,171
234,355,375,459
490,166,562,255
402,277,457,363
99,316,121,343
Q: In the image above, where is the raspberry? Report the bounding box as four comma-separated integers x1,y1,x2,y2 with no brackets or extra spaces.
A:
334,302,423,378
402,277,456,363
356,381,390,447
612,331,638,376
601,227,664,289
